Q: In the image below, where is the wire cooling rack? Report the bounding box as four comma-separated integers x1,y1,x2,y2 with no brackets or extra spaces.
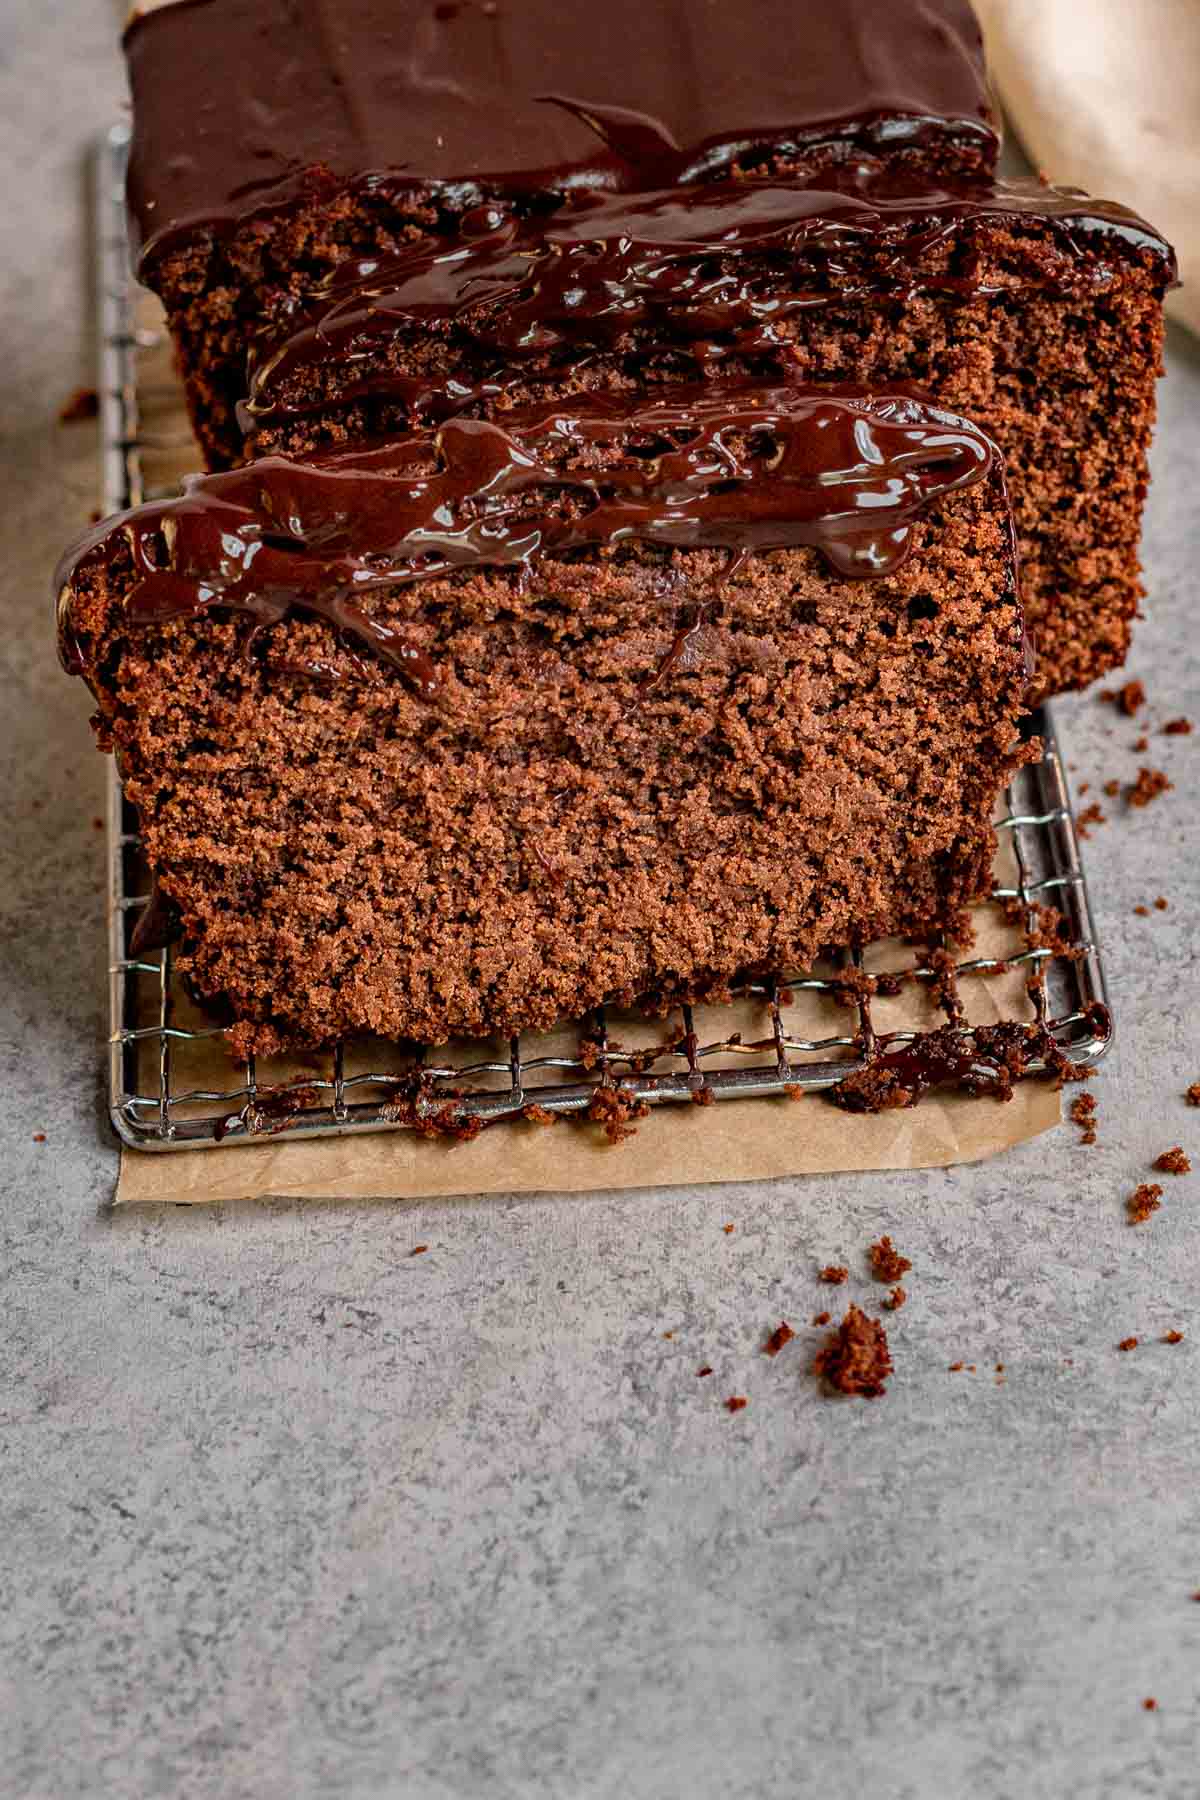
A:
94,126,1111,1152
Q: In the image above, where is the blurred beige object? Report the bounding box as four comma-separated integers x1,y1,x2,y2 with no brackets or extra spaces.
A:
974,0,1195,331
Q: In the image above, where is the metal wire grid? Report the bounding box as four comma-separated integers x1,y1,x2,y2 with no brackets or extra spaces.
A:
95,126,1111,1152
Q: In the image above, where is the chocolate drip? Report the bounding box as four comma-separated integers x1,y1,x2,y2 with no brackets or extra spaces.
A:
124,0,998,267
58,384,995,690
243,175,1177,436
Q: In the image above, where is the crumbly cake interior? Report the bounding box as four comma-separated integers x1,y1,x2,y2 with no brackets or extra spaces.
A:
66,470,1028,1054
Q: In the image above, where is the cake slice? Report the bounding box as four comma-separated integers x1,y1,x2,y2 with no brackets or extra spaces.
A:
242,176,1175,696
59,384,1032,1054
125,0,999,467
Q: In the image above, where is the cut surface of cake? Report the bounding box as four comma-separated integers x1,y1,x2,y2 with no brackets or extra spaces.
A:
125,0,999,467
239,176,1173,697
59,384,1032,1055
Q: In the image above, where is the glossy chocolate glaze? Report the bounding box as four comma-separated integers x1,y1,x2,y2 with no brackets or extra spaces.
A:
124,0,998,267
58,384,997,697
243,174,1178,438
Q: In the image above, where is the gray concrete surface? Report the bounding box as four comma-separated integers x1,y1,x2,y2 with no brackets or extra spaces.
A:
2,6,1199,1796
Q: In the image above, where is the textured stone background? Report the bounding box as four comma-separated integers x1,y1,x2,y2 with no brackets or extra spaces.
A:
3,6,1199,1795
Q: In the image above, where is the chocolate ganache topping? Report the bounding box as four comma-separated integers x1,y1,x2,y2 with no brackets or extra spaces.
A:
124,0,998,269
242,175,1178,438
59,384,998,698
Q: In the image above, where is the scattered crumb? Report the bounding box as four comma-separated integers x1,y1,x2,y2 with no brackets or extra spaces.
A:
1154,1147,1190,1175
696,1365,713,1377
1076,802,1106,838
521,1103,557,1125
32,1133,46,1144
819,1265,849,1284
587,1086,650,1144
868,1235,912,1283
662,1331,674,1341
722,1222,735,1235
58,385,99,424
995,1362,1006,1373
1154,896,1169,911
1070,1091,1098,1146
966,1364,976,1374
1143,1698,1158,1713
1078,781,1090,795
812,1311,831,1327
1128,1183,1164,1225
91,816,103,831
1163,717,1192,736
1127,767,1173,808
1103,779,1121,797
724,1395,748,1413
1118,1337,1139,1352
1187,1085,1200,1107
1119,680,1146,715
691,1084,715,1107
1164,1331,1185,1345
763,1321,796,1358
883,1286,907,1311
948,1361,964,1372
782,1083,805,1102
409,1244,428,1257
1133,735,1149,753
1134,904,1150,917
814,1305,893,1398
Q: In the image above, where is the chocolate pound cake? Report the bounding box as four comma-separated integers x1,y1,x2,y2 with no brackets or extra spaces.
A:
125,0,999,468
59,384,1033,1054
240,176,1174,696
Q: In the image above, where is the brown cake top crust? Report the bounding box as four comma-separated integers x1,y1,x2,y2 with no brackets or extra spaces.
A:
242,174,1177,441
58,383,999,696
124,0,998,267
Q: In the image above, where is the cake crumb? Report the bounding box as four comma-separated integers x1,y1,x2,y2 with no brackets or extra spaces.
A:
948,1361,965,1372
696,1365,713,1377
32,1133,46,1144
409,1244,428,1256
868,1235,912,1283
1127,767,1172,808
1102,779,1121,797
1163,717,1192,735
814,1306,893,1398
1187,1085,1200,1107
1154,896,1169,911
1164,1331,1184,1345
1134,904,1150,917
724,1395,748,1413
1118,1337,1139,1352
722,1222,735,1235
521,1103,557,1125
1133,735,1150,752
1143,1698,1158,1713
1128,1183,1163,1224
883,1286,907,1311
1070,1091,1098,1145
812,1311,831,1327
1154,1147,1190,1175
1076,802,1106,838
763,1321,795,1357
819,1265,849,1284
782,1083,805,1101
587,1086,649,1144
1101,679,1145,715
662,1331,674,1340
58,385,99,424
